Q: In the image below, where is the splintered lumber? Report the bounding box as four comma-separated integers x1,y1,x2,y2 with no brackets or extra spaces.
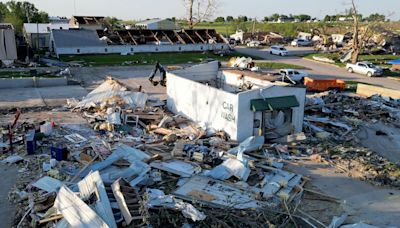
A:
112,178,144,226
153,128,173,135
38,215,64,224
277,174,303,201
261,170,296,198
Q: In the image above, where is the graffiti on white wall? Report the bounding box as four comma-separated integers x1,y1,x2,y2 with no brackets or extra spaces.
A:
221,101,236,123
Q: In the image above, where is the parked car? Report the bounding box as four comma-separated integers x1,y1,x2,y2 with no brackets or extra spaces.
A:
270,45,288,56
280,69,307,83
291,39,313,47
346,62,383,77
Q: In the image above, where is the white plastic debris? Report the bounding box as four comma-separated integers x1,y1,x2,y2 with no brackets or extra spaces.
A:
228,136,265,155
1,155,23,164
146,189,206,221
204,158,250,181
40,122,53,136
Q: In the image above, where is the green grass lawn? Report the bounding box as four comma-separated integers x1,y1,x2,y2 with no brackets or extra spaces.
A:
60,51,261,66
0,71,60,79
0,71,31,78
304,53,400,69
256,62,306,69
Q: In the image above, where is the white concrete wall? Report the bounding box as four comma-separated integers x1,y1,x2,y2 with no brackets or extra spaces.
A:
171,61,219,81
236,86,306,141
166,68,305,142
167,73,240,140
54,43,230,56
219,71,277,93
0,77,67,89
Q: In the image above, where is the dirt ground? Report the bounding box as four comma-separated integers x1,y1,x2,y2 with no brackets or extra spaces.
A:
357,122,400,163
0,164,18,228
287,160,400,227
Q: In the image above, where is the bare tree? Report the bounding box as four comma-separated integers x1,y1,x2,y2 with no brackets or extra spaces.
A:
350,0,361,63
182,0,218,28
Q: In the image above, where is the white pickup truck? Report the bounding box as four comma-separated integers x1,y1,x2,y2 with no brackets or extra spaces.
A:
346,62,383,77
279,69,307,84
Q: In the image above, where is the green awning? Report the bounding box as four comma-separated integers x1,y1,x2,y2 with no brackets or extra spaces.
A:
250,95,299,112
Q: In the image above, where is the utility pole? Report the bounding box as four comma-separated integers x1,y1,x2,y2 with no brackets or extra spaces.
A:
25,10,31,62
252,17,256,35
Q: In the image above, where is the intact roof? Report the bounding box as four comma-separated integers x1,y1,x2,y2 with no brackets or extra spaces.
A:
24,23,69,34
136,18,172,25
52,29,106,48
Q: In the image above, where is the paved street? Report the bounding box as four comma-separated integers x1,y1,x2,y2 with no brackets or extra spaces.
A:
235,47,400,90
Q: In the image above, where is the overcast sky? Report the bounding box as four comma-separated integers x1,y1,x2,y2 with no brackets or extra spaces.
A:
19,0,399,21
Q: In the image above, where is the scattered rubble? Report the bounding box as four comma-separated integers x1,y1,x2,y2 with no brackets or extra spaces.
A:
1,76,399,227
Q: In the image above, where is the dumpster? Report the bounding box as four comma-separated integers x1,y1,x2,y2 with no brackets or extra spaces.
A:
303,77,346,92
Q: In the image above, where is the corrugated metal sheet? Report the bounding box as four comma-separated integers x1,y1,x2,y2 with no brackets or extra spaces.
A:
55,186,109,228
78,171,117,228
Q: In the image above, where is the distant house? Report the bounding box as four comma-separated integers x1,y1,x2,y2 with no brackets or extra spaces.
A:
276,17,295,23
23,23,69,49
50,29,106,57
0,23,17,66
338,17,353,22
135,18,180,30
49,16,70,24
297,32,312,40
69,16,106,30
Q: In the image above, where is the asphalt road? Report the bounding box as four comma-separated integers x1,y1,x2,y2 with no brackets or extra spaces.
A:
235,47,400,90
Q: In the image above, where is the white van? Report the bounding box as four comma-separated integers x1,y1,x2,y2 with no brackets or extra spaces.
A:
270,45,288,56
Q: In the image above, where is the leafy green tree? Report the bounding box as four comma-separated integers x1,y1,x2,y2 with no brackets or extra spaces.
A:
237,15,248,22
270,13,280,21
366,13,385,22
226,16,234,22
263,16,270,22
1,1,49,32
295,14,311,22
323,15,332,22
0,3,8,22
214,16,225,22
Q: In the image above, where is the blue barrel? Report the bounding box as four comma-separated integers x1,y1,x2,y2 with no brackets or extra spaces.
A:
50,146,68,161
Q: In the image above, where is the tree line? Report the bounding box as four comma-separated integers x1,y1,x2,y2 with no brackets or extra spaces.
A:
213,13,388,23
0,1,49,32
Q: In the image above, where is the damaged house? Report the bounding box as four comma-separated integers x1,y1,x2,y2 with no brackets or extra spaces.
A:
69,16,106,30
135,18,180,30
230,31,284,45
50,28,229,57
167,61,306,141
23,23,70,49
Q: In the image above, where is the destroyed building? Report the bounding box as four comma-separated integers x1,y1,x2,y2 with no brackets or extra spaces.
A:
230,30,284,45
167,61,306,141
135,18,180,30
0,23,18,66
51,28,229,57
23,23,70,49
69,16,106,30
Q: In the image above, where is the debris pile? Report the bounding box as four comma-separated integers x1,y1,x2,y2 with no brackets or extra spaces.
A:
304,91,400,187
1,77,310,227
